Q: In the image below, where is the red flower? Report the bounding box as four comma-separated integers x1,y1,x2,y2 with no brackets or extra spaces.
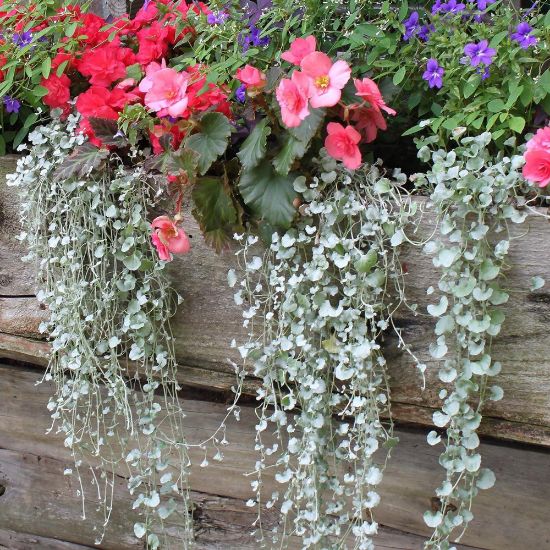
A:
129,1,159,30
41,73,71,115
149,123,185,154
0,54,6,82
51,50,74,71
77,13,117,47
186,66,231,117
77,44,135,87
76,86,123,119
136,21,175,66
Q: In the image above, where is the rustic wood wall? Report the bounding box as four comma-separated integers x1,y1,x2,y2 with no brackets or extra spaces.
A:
1,153,550,549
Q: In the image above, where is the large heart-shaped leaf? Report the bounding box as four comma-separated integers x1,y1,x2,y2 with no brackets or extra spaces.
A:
54,143,109,180
192,177,238,251
187,112,232,175
237,118,271,169
238,163,298,229
273,107,325,175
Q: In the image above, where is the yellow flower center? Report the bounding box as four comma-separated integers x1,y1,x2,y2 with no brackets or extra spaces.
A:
314,75,330,90
165,90,177,100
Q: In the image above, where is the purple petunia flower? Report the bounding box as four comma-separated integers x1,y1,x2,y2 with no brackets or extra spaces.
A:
403,11,419,41
12,31,32,47
3,96,21,113
418,24,435,42
432,0,443,13
423,58,445,89
511,22,538,49
235,84,246,103
207,11,229,25
464,39,496,67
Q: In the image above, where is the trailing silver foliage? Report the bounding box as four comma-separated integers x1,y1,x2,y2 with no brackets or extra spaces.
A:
8,116,194,548
417,133,528,549
232,152,420,549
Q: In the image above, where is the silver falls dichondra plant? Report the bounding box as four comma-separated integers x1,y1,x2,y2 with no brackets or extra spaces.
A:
8,115,195,548
233,152,420,549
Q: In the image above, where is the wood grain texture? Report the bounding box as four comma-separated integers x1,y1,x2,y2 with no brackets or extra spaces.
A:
0,363,548,550
0,528,94,550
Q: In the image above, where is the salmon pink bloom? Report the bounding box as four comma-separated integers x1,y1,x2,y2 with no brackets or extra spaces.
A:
325,122,362,170
235,65,266,92
354,78,396,116
151,216,191,261
523,127,550,187
281,36,316,65
276,71,311,128
139,61,189,118
351,106,388,143
526,126,550,151
523,148,550,187
300,52,351,108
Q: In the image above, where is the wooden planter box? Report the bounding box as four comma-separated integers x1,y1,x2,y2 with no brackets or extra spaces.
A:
1,155,549,549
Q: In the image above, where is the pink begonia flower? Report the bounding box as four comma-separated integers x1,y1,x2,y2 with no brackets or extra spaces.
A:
139,61,189,118
523,147,550,187
281,35,316,65
151,215,191,261
351,106,387,143
526,126,550,151
276,71,312,128
300,52,351,108
325,122,362,170
235,65,266,89
354,77,396,116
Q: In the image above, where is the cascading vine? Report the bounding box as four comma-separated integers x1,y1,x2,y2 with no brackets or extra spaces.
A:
8,116,195,548
418,133,528,549
232,152,419,549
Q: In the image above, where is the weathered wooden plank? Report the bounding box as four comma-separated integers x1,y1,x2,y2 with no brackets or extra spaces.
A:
1,362,549,550
3,330,550,448
0,528,94,550
0,449,480,550
2,157,550,444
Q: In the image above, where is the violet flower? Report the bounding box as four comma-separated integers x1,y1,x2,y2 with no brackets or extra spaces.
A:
441,0,466,14
3,96,21,113
403,11,419,41
464,39,496,67
476,0,495,9
423,59,445,89
239,24,270,52
476,66,491,80
235,84,246,103
418,24,435,42
207,11,229,25
12,31,32,47
432,0,443,13
511,22,538,49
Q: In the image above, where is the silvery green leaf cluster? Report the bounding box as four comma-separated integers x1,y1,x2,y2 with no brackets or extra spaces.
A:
232,152,418,549
418,133,527,550
7,116,194,549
